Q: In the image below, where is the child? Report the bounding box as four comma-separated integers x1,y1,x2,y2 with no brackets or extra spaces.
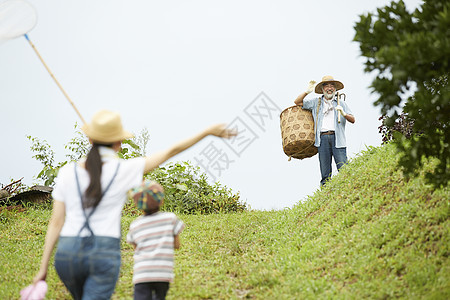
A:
127,180,185,300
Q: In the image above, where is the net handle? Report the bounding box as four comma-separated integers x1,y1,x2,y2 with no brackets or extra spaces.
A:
336,92,346,124
24,34,86,124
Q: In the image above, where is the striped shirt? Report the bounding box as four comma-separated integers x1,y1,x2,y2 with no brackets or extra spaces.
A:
127,212,185,284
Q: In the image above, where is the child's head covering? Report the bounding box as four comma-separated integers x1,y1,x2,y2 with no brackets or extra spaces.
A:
128,180,164,213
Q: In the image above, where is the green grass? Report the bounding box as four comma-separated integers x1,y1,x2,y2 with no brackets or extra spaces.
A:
1,143,449,299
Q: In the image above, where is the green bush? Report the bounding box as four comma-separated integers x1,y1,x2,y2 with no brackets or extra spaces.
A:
146,161,247,215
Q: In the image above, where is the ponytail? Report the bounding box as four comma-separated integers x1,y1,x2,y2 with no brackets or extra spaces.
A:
84,143,112,208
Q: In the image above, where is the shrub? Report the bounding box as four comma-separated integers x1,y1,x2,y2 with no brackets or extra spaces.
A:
146,161,247,215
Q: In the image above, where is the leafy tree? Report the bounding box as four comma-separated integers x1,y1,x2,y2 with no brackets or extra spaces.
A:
354,0,449,187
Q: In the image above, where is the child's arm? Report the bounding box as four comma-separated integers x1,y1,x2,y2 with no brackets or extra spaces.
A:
126,228,137,250
127,240,137,250
174,234,180,249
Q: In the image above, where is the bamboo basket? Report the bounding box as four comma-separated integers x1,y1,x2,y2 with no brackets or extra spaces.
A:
280,105,317,160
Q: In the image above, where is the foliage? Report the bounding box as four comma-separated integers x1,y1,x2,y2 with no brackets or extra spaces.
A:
118,139,141,160
64,123,91,162
28,125,244,214
118,128,150,159
378,112,415,143
133,128,150,156
146,161,247,214
28,125,150,186
354,0,450,187
26,136,65,186
2,143,449,299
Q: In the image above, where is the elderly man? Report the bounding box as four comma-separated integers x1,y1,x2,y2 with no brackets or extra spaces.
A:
294,75,355,186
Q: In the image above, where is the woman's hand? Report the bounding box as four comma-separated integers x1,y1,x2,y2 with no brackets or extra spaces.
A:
206,123,238,139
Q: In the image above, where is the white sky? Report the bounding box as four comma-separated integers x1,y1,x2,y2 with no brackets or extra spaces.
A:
0,0,422,210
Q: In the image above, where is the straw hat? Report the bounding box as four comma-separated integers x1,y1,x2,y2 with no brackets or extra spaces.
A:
82,110,133,143
315,75,344,94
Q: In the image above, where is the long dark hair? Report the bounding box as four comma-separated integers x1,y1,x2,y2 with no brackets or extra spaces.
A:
84,143,113,208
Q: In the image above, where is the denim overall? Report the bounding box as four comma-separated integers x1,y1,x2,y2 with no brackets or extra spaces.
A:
54,162,121,300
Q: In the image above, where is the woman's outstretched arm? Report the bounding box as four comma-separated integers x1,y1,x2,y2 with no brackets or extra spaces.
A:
143,123,237,174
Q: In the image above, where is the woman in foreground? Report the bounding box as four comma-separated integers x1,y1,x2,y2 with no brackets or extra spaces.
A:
31,110,237,299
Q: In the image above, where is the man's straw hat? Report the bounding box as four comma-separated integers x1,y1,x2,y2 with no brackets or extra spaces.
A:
315,75,344,94
82,110,133,143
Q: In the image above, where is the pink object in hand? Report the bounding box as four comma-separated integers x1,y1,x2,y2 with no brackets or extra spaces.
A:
20,280,47,300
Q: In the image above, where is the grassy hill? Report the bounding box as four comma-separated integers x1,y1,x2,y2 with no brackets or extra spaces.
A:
1,143,448,299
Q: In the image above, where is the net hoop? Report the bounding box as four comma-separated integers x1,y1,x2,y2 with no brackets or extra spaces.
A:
0,0,37,41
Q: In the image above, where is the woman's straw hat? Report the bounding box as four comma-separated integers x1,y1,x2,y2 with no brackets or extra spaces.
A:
82,110,133,143
315,75,344,94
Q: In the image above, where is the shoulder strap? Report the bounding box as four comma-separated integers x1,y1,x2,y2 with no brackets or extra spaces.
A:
315,96,321,134
316,96,321,119
74,161,121,236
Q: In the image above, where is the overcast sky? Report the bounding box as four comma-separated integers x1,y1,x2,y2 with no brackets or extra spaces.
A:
0,0,422,210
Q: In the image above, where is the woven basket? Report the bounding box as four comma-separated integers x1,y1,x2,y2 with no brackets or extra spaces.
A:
280,105,317,160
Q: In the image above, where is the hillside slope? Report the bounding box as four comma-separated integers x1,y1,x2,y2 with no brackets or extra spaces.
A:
1,143,448,299
168,143,449,299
